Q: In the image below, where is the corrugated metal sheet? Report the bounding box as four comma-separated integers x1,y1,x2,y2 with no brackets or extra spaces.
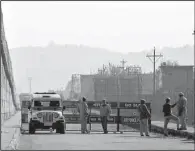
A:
94,76,139,102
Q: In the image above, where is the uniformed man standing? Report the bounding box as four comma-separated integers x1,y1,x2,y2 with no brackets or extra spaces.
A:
77,97,89,134
100,99,111,134
137,99,151,137
177,92,187,130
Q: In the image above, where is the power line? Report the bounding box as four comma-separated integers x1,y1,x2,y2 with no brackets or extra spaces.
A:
28,77,32,93
120,59,127,70
146,47,163,101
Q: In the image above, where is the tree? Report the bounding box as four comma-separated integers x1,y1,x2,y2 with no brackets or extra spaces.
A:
160,60,179,66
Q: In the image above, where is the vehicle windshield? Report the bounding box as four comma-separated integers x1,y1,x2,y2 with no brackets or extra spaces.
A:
34,100,60,107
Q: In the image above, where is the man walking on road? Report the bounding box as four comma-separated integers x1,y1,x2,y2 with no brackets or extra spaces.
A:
100,99,111,134
177,92,187,130
77,97,89,134
137,99,151,137
163,97,180,136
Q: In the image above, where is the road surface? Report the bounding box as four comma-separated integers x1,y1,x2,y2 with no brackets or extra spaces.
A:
18,124,194,150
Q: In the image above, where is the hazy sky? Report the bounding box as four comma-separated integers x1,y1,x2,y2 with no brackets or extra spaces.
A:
2,1,194,53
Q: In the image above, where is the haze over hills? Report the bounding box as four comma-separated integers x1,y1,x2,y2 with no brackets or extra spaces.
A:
9,43,194,93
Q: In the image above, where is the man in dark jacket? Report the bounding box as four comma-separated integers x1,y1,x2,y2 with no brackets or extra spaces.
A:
100,99,111,134
163,97,180,136
137,99,151,136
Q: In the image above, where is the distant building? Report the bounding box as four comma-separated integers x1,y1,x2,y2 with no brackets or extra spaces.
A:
80,74,94,101
94,75,141,102
156,65,194,124
141,73,153,95
55,90,65,100
64,81,72,99
157,65,193,93
48,90,55,93
63,74,81,100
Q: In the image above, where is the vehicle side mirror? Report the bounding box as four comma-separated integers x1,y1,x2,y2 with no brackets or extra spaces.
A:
63,106,66,110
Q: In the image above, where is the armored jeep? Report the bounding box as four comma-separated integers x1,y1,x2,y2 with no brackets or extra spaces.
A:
28,92,66,134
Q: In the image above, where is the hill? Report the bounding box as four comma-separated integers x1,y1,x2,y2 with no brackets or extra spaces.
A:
9,43,194,93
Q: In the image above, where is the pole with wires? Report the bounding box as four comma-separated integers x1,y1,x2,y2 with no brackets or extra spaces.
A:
146,47,163,102
28,77,32,93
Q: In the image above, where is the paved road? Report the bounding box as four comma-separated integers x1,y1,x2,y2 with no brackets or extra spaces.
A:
18,124,194,150
1,112,21,150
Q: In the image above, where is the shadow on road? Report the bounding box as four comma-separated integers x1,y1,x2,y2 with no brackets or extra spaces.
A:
182,141,195,144
21,131,141,135
181,139,195,144
118,135,164,139
21,133,57,135
3,125,21,128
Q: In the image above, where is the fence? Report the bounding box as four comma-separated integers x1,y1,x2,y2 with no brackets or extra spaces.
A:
63,101,151,132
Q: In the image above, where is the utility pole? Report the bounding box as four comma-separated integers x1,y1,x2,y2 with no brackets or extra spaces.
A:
120,59,127,70
136,66,142,100
28,77,32,93
193,30,194,74
192,30,194,125
146,47,163,102
102,64,106,75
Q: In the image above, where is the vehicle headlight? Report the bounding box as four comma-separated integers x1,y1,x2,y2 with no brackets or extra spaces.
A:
53,113,59,118
37,113,42,118
59,116,64,120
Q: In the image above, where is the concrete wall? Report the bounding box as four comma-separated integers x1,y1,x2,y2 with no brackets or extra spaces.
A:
80,75,95,101
1,11,18,124
94,76,139,102
160,66,193,91
141,73,153,95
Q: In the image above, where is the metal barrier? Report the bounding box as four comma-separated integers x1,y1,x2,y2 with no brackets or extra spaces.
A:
63,101,151,133
118,102,151,132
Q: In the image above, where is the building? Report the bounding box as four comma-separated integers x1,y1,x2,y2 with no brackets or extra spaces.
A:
64,81,72,99
154,65,194,124
158,65,193,93
80,74,94,101
141,73,153,95
1,11,18,124
94,75,141,102
66,73,142,102
65,62,143,102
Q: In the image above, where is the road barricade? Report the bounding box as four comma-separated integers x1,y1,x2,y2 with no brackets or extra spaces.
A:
62,101,151,133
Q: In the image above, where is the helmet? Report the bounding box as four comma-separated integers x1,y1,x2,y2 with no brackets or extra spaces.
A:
166,97,171,103
179,92,184,96
140,99,146,104
82,97,86,102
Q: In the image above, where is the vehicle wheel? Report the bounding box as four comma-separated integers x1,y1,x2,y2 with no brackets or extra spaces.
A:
20,129,24,134
59,123,65,134
56,128,60,133
29,122,35,134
